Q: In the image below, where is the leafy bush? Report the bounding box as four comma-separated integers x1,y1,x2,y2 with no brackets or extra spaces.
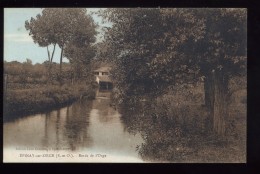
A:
119,82,246,162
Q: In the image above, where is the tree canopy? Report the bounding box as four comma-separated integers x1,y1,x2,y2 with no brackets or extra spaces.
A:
25,8,98,82
98,8,247,135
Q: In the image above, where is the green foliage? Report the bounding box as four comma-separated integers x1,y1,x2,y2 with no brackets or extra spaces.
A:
99,8,246,136
4,83,97,120
119,89,246,162
25,8,97,48
4,61,93,88
64,41,96,81
25,8,98,79
98,8,246,98
4,60,97,120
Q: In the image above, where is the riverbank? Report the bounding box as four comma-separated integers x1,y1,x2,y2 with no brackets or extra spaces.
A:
3,83,97,122
118,87,246,162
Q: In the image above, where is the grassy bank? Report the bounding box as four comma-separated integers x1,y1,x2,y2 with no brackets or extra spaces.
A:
4,83,97,122
119,84,246,162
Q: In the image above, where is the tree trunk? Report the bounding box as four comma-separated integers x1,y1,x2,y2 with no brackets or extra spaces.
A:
49,44,56,83
50,44,56,63
204,74,214,110
47,46,51,83
59,46,64,86
204,70,229,136
47,46,51,62
60,46,64,75
204,73,215,130
47,44,56,84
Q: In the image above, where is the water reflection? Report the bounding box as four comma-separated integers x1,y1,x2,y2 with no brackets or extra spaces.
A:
87,95,143,157
64,100,93,151
118,99,244,162
4,91,144,162
119,100,182,162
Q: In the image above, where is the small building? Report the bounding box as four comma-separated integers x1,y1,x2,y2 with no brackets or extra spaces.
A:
93,67,113,90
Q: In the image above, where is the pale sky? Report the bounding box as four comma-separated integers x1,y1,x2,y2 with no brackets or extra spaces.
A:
4,8,109,64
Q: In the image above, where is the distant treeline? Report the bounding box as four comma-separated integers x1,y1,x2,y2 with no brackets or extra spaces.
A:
3,59,98,121
4,59,94,88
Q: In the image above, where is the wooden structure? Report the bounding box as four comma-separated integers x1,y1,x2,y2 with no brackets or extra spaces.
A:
93,67,113,90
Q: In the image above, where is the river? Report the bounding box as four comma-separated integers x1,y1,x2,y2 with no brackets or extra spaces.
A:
3,91,144,162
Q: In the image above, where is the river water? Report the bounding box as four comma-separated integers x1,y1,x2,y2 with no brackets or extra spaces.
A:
3,91,144,162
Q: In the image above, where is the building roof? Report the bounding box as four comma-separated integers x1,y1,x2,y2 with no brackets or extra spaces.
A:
94,66,111,72
97,76,112,82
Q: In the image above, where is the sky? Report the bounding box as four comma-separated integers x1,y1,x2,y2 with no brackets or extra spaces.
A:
4,8,109,64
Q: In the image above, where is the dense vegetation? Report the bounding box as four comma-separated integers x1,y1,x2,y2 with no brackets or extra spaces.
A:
4,8,246,162
3,60,97,121
25,8,97,84
98,8,246,135
119,80,246,162
98,8,246,162
4,8,99,121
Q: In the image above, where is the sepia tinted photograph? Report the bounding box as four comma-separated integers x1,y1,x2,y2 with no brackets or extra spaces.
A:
3,8,247,163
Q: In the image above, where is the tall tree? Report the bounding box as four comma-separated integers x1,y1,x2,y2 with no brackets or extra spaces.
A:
154,8,246,135
99,8,246,136
25,8,98,83
64,41,96,83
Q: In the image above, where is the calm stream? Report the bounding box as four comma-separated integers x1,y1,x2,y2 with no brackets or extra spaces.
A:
3,91,144,162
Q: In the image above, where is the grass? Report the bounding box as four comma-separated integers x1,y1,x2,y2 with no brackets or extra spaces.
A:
4,83,97,122
119,83,246,163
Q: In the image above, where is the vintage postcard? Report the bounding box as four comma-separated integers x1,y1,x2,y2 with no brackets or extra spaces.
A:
3,8,247,163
